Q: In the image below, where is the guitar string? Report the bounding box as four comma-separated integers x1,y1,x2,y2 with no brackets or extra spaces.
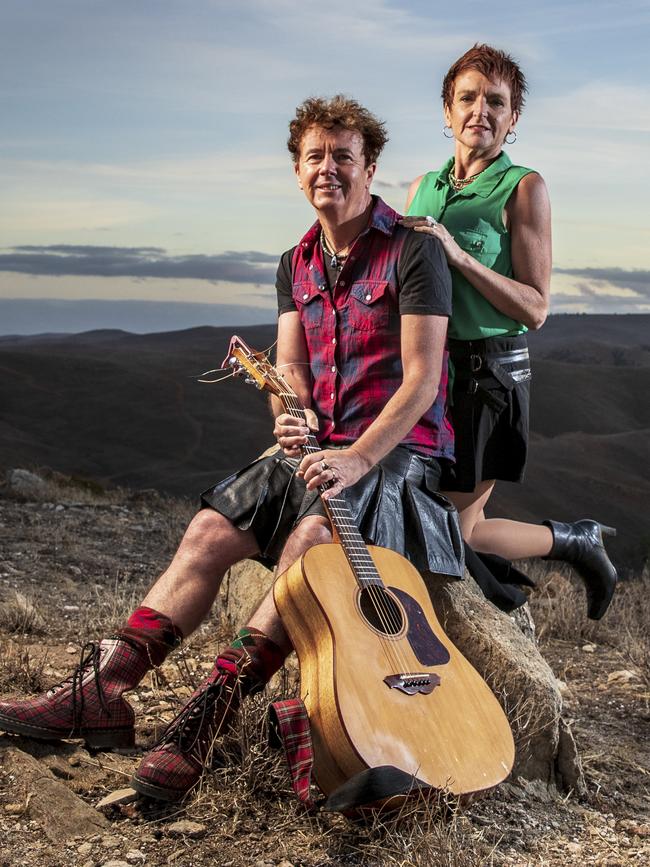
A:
278,380,413,676
278,387,405,661
235,346,411,676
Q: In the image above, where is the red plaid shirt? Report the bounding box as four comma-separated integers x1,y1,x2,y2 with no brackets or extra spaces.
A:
289,197,454,459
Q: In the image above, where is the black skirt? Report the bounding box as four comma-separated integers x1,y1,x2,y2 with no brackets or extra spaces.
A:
442,334,531,493
201,445,464,578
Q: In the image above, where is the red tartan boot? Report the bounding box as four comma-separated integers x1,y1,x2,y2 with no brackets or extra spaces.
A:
0,607,182,750
132,628,286,801
0,638,151,749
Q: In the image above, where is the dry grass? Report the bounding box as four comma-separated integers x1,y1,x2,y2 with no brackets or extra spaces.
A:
0,639,49,694
528,562,650,680
0,590,44,635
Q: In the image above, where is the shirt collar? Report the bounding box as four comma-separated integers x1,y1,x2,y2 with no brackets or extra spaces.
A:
297,195,399,259
434,151,513,198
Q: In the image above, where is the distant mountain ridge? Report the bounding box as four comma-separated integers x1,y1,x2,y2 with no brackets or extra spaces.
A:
0,314,648,574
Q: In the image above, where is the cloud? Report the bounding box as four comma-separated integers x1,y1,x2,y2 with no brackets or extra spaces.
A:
551,267,650,313
0,245,278,284
553,267,650,298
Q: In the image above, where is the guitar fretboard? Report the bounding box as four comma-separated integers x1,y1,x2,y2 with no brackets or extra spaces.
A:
281,398,382,589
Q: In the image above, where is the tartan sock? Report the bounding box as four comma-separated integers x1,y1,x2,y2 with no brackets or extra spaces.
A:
216,627,287,694
117,606,184,667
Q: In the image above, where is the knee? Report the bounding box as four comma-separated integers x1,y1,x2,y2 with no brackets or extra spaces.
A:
177,509,254,568
184,508,234,545
292,518,332,549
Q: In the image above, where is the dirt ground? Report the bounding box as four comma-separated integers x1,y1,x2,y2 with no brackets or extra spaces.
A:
0,481,648,866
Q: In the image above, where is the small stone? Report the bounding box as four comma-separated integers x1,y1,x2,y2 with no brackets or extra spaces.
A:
581,643,597,653
566,842,582,854
96,788,138,810
100,862,130,867
126,851,146,863
77,842,93,856
66,643,78,654
607,669,637,685
64,604,80,611
167,820,206,839
4,803,23,814
82,861,94,867
278,861,295,867
101,834,123,848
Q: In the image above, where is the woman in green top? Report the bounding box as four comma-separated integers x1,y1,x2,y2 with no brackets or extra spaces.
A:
402,44,616,619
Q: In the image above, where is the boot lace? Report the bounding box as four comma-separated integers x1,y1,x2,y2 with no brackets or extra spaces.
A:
49,641,112,729
158,671,240,762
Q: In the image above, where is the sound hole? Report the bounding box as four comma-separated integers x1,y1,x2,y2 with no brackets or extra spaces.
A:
358,587,404,636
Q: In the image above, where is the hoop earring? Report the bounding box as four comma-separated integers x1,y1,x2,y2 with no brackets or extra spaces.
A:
443,125,454,139
505,131,517,144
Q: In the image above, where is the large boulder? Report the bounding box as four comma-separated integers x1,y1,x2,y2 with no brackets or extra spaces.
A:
425,571,585,793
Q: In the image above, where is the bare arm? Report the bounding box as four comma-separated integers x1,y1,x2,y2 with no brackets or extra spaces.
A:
300,314,448,497
403,172,552,330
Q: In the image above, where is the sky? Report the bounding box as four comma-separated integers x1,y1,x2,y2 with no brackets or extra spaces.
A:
1,0,649,334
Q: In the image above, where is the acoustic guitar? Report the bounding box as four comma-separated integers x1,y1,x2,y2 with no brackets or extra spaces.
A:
224,335,514,800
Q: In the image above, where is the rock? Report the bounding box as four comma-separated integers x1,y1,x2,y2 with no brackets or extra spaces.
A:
581,643,597,653
6,469,50,499
96,788,139,810
607,669,637,685
425,571,585,791
77,842,93,856
167,820,206,838
125,851,146,863
100,862,130,867
1,745,108,840
101,834,124,848
219,559,275,631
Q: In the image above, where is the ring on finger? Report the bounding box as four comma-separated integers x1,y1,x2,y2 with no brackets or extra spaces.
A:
425,215,437,226
320,459,328,472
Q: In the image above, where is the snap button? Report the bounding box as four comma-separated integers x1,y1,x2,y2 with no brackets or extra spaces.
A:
302,293,309,300
365,293,371,301
331,365,336,372
339,280,345,287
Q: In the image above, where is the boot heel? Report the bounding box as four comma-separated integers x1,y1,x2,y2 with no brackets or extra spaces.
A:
83,728,135,750
599,525,616,538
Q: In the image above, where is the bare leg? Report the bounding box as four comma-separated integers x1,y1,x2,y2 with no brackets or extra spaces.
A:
247,516,332,654
445,481,553,561
142,509,259,637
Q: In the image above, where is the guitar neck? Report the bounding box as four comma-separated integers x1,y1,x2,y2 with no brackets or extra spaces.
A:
279,394,382,589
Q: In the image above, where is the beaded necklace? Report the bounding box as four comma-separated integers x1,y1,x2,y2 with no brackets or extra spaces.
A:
448,166,486,191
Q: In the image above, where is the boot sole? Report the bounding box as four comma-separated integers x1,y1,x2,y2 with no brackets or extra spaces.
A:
131,773,191,802
0,714,135,749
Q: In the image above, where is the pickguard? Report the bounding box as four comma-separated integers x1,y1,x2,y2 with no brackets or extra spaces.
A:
389,586,450,666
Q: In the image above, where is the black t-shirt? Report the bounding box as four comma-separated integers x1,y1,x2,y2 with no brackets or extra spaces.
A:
275,229,452,317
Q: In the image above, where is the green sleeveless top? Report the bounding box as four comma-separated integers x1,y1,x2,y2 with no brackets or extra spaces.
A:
407,151,535,340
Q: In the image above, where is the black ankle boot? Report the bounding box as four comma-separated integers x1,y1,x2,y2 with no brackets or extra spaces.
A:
543,520,618,620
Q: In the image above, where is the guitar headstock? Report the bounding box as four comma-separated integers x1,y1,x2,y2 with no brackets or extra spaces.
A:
222,334,286,399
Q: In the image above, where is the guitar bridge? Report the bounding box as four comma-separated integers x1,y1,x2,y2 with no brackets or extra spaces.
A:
384,672,441,695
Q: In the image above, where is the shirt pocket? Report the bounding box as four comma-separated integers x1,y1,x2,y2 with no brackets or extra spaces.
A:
454,228,500,268
347,281,390,331
293,282,325,330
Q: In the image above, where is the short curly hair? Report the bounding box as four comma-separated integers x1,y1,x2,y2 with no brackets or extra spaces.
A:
287,95,389,166
441,44,528,115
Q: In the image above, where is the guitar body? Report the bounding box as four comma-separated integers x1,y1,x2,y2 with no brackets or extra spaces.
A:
274,543,515,798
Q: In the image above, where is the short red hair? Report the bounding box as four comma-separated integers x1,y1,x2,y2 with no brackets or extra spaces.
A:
442,44,528,114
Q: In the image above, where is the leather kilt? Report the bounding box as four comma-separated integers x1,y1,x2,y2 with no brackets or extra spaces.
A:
201,445,464,578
